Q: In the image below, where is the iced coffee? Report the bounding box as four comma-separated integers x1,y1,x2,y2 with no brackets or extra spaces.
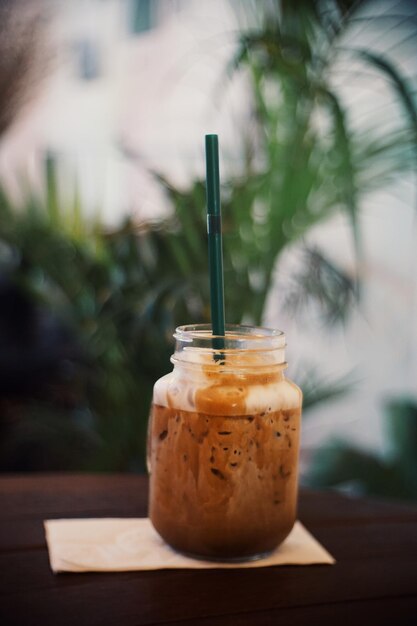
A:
148,325,302,561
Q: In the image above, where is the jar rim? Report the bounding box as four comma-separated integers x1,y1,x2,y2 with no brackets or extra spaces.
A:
174,324,286,352
175,323,284,338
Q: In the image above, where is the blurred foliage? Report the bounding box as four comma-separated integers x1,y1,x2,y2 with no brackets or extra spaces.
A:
0,157,357,472
0,0,417,472
307,398,417,502
229,0,417,253
0,161,210,471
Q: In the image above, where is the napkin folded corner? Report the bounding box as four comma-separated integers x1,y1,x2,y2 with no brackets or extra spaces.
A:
44,518,335,573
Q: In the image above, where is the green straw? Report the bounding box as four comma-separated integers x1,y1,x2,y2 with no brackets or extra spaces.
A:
205,134,225,351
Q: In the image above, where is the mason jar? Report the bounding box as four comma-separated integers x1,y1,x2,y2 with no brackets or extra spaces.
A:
147,324,302,561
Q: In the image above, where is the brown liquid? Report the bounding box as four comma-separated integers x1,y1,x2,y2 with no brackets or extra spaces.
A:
148,402,301,559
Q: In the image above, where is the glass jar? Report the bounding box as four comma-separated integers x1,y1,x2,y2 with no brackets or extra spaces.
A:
147,324,302,561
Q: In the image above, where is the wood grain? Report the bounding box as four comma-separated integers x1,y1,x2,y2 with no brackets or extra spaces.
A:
0,474,416,626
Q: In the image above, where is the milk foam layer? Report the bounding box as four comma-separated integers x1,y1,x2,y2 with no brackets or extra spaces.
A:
153,370,300,415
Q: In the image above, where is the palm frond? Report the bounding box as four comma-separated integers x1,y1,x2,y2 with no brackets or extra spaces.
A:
320,88,361,268
282,247,357,326
355,49,417,157
298,365,354,412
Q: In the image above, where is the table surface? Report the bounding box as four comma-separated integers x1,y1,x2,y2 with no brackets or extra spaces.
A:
1,474,417,626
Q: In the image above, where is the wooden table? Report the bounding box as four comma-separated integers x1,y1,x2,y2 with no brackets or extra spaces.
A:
1,474,417,625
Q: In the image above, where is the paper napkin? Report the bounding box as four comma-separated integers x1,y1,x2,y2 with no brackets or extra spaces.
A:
44,518,335,573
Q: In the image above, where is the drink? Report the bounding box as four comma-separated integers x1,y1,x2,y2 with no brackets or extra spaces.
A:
148,325,302,561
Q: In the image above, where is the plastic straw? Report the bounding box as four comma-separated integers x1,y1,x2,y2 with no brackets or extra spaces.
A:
205,134,225,350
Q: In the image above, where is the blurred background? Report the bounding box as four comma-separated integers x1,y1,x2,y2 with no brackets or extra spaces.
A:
0,0,416,500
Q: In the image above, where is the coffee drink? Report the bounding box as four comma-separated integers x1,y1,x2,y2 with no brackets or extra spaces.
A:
148,326,302,560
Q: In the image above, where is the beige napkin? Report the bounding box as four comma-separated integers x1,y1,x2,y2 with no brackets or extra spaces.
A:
44,518,335,573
